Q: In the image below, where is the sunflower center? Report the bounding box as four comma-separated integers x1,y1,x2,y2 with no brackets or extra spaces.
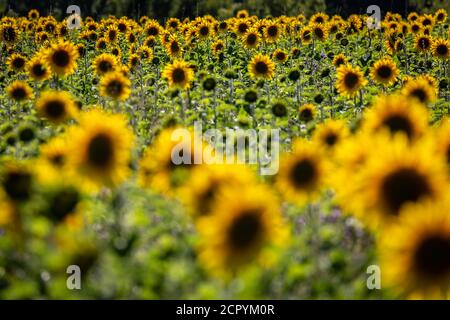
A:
147,26,158,36
381,168,432,215
199,26,209,36
377,65,393,79
52,49,70,67
99,60,113,73
87,133,114,168
414,235,450,278
3,26,16,42
419,38,430,49
436,44,449,56
50,154,65,167
344,72,359,89
246,33,257,45
410,88,427,103
324,132,338,146
276,52,286,61
300,108,313,121
255,61,269,74
172,68,186,83
45,100,66,118
228,210,262,250
32,63,46,77
106,80,124,97
290,158,317,188
267,25,278,37
382,115,413,138
3,171,32,201
49,188,80,222
238,23,248,34
12,88,26,100
314,27,324,38
170,41,180,53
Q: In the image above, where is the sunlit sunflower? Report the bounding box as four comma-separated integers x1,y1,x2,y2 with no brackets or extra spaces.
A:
35,136,70,184
332,54,347,67
45,40,79,76
234,18,250,36
300,26,312,44
362,94,428,140
28,9,40,20
248,54,275,80
380,200,450,299
311,23,329,41
212,39,225,56
99,71,131,101
336,64,367,98
264,22,281,43
180,164,256,218
432,38,450,59
435,9,448,24
197,184,288,276
7,53,27,73
26,55,51,81
35,90,78,123
6,81,33,102
350,133,447,228
420,14,435,28
272,49,288,63
402,78,436,105
166,17,180,31
370,57,399,86
196,21,214,40
414,34,433,52
0,23,19,46
66,109,134,192
145,19,162,37
92,53,118,76
162,59,194,90
310,12,329,25
242,28,260,49
276,139,328,205
298,103,316,123
313,119,350,153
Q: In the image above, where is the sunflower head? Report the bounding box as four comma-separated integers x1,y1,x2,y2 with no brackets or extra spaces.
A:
336,64,367,98
36,90,78,123
432,38,450,59
162,59,195,90
248,54,275,80
298,104,316,122
99,71,131,101
402,78,436,105
45,40,79,76
370,57,399,86
6,80,33,102
7,53,27,72
93,53,118,76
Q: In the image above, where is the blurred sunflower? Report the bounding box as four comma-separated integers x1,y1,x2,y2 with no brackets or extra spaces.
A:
312,119,350,153
162,59,194,90
336,64,367,98
0,23,19,46
248,54,275,80
332,54,347,68
380,200,450,299
1,161,34,203
298,104,316,123
7,53,27,73
36,136,70,184
26,56,51,81
242,28,260,49
99,71,131,101
272,49,288,63
264,22,281,43
402,78,436,105
35,90,78,123
93,53,118,76
197,184,288,276
370,57,399,86
435,9,448,24
6,80,33,103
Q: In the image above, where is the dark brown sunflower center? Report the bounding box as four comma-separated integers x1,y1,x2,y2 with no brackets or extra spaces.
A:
99,60,113,73
147,26,158,36
410,88,427,103
45,100,66,118
276,52,286,61
436,44,449,56
324,132,338,146
170,41,180,52
87,133,114,167
377,65,393,79
238,23,248,34
50,154,65,167
255,61,269,74
3,171,32,201
290,158,317,188
52,49,70,67
314,27,324,38
172,68,186,83
228,211,262,250
267,25,278,37
12,58,25,69
382,114,413,138
12,88,27,100
199,26,209,36
300,108,313,121
344,72,359,89
419,38,430,49
414,235,450,278
106,80,124,96
381,168,432,215
48,188,80,222
32,63,46,77
246,33,257,45
3,26,16,42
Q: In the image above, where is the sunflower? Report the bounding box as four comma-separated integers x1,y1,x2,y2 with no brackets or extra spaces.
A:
145,20,162,37
162,59,195,90
26,56,51,81
166,17,180,30
435,9,448,24
196,184,288,276
264,22,281,43
180,164,256,218
312,119,350,153
212,39,225,55
300,26,312,44
350,133,447,228
28,9,40,20
1,161,34,203
66,109,134,191
242,28,260,49
165,37,183,57
332,54,347,67
128,53,140,70
380,200,450,299
99,71,131,101
35,136,70,184
432,38,450,59
0,23,19,46
402,78,436,105
298,104,316,123
92,53,118,76
6,81,33,102
311,23,329,41
45,40,79,76
276,139,328,205
336,64,367,98
410,22,422,34
234,18,250,36
370,57,399,86
362,94,428,140
414,34,433,52
272,48,288,63
96,37,108,50
420,14,435,28
248,54,275,80
35,90,78,123
7,53,27,72
196,21,214,40
310,12,329,25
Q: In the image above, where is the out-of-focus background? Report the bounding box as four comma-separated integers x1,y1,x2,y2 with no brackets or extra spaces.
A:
0,0,449,19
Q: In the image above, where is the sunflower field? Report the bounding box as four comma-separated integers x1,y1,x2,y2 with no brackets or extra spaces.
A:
0,7,450,300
